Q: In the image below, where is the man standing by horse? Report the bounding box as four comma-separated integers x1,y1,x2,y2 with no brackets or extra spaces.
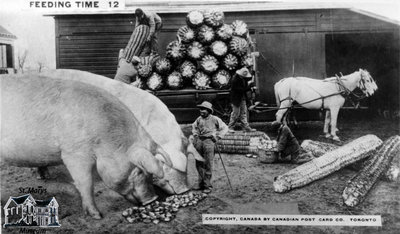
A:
135,8,163,54
228,67,257,132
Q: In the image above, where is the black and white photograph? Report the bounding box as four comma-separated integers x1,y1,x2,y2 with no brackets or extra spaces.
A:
0,0,399,233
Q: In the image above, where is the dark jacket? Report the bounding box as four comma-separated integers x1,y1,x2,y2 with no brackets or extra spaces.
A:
230,74,251,107
277,124,300,157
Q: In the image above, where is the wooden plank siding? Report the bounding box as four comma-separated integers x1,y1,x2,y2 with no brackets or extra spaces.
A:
54,9,399,122
55,9,398,78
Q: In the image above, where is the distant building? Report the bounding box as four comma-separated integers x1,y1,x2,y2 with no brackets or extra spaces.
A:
0,25,17,74
3,194,60,227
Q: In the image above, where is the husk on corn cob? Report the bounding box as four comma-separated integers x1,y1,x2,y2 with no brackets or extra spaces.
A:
301,139,400,182
342,135,400,207
273,134,383,193
300,140,339,158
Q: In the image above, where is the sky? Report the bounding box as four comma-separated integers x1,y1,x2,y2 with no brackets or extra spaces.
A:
0,0,399,71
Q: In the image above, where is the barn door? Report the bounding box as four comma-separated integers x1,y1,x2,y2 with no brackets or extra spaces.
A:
326,32,399,110
254,32,325,104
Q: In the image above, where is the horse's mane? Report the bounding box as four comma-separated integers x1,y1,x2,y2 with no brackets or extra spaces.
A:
323,70,363,82
323,77,337,82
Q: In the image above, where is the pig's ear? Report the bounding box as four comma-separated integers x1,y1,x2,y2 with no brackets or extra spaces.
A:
128,148,164,178
155,154,166,164
187,142,205,162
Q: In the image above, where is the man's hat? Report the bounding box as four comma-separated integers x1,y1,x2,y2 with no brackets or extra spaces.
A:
197,101,213,113
236,67,252,78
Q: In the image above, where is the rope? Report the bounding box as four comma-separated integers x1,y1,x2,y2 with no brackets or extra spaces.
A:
259,52,283,76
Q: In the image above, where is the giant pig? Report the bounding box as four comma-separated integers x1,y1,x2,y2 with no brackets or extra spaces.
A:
41,69,203,194
0,74,173,219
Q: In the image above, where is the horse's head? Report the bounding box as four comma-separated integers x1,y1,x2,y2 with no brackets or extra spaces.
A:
358,69,378,97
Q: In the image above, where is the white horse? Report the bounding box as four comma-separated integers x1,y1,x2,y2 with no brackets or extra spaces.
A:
274,69,378,141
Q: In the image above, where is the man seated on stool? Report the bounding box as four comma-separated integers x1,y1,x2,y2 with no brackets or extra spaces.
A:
191,101,229,193
268,121,314,164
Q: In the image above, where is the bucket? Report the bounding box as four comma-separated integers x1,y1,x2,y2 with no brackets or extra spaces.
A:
257,149,277,163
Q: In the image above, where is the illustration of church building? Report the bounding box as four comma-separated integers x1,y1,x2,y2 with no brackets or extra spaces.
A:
3,194,60,227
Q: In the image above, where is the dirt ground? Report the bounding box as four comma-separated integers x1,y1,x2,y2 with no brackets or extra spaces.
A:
1,118,399,234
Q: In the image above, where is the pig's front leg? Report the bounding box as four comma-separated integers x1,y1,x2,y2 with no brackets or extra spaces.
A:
61,150,102,219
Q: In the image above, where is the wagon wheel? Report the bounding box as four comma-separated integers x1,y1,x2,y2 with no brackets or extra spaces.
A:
212,97,232,123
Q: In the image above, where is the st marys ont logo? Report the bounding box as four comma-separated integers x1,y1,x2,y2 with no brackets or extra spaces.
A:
3,194,60,228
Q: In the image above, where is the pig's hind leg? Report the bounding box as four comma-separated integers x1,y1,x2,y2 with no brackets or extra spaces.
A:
61,150,102,219
37,166,50,180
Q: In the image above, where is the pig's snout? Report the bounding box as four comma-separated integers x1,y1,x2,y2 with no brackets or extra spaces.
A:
153,177,190,195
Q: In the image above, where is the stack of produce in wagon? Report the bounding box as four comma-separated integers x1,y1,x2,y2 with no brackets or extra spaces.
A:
136,9,254,91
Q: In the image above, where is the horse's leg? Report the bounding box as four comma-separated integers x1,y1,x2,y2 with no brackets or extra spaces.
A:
329,107,341,141
324,110,331,138
275,104,289,123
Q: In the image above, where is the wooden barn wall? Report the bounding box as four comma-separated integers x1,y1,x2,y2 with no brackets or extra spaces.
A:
55,9,399,105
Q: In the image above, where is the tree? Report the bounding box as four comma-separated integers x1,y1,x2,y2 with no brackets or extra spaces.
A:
18,50,28,73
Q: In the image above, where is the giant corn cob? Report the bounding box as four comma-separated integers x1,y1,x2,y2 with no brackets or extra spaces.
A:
197,25,215,45
203,9,225,28
273,135,382,193
342,135,400,207
229,37,249,57
166,71,184,90
386,151,400,182
186,10,204,28
192,71,211,90
210,41,228,57
231,20,248,37
180,61,197,82
200,55,219,74
154,58,172,75
216,24,233,41
177,26,196,44
211,70,231,89
137,63,153,79
301,139,400,182
146,73,164,91
187,41,205,60
217,131,270,154
223,54,239,71
166,41,186,62
123,25,150,63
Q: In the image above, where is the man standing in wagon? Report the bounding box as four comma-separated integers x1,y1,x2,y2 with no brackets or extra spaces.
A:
228,67,257,132
135,8,163,54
